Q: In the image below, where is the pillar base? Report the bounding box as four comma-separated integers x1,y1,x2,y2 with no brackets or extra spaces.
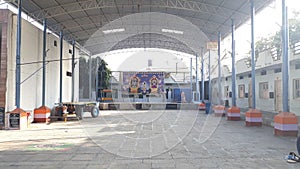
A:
34,106,51,123
274,112,298,137
245,109,262,127
274,129,298,137
214,105,225,117
246,121,262,127
227,106,240,121
8,108,29,130
198,102,206,111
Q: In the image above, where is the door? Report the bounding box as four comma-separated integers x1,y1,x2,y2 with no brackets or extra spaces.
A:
248,81,252,108
275,79,282,112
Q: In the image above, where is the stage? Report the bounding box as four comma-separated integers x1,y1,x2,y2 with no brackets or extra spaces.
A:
99,102,199,110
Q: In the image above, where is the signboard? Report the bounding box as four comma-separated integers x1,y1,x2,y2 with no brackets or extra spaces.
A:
0,107,5,128
122,72,164,94
9,113,20,128
206,41,218,50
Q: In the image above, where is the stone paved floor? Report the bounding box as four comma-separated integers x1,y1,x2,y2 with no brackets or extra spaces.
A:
0,110,299,169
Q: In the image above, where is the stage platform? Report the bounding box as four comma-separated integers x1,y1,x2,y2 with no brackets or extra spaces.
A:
99,102,199,110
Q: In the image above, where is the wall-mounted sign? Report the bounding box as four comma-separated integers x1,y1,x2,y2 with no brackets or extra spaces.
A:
9,113,20,128
0,107,5,128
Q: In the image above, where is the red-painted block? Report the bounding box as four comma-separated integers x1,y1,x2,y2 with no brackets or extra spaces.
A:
198,103,206,110
227,106,240,121
245,109,262,127
34,106,51,123
274,112,298,137
214,105,225,117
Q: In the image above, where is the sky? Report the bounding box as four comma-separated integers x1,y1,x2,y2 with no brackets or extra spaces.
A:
225,0,300,57
217,0,300,69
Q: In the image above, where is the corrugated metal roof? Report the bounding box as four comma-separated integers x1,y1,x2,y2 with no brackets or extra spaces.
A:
6,0,274,55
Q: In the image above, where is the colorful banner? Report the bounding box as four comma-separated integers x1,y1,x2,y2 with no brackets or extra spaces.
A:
122,72,164,94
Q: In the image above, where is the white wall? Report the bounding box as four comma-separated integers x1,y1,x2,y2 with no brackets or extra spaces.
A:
5,13,80,112
214,48,300,116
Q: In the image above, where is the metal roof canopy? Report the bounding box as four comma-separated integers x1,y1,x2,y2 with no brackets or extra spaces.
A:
7,0,274,55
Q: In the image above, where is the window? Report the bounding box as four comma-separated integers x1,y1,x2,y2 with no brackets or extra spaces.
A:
261,70,267,75
274,68,281,73
54,40,57,46
239,76,243,80
294,41,300,55
270,47,281,61
238,84,245,98
66,71,72,77
248,74,251,78
293,79,300,99
259,82,269,99
69,49,72,54
148,59,152,67
295,63,300,70
224,86,229,99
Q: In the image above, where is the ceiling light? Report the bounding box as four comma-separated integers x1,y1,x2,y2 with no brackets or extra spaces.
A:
162,28,183,35
103,28,125,34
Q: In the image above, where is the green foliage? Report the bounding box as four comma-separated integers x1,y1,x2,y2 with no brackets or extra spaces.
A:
289,18,300,44
78,57,111,98
254,17,300,53
97,58,112,89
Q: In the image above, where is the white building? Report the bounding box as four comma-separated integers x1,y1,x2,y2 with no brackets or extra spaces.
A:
0,9,80,113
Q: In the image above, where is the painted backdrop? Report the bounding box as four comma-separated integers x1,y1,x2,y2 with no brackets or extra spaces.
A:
122,72,164,94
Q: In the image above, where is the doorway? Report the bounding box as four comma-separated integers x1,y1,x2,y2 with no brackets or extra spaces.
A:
274,79,282,112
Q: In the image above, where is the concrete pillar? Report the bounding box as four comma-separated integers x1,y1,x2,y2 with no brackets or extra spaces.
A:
227,19,241,121
246,0,262,126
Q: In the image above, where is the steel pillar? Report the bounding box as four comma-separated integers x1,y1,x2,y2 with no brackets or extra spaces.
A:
15,0,22,108
95,57,99,102
190,58,193,101
282,0,289,112
42,19,47,106
59,31,63,103
71,41,75,102
251,0,256,109
218,32,221,105
201,49,204,102
196,54,199,101
208,50,211,103
231,19,237,107
89,56,92,101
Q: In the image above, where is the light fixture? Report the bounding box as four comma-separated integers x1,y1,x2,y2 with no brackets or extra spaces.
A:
103,28,125,34
162,28,183,35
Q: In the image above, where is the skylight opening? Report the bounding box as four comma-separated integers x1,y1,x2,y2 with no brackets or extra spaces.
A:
162,28,183,35
103,28,125,34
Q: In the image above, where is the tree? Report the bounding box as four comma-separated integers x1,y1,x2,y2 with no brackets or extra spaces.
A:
97,58,112,89
289,18,300,44
254,16,300,54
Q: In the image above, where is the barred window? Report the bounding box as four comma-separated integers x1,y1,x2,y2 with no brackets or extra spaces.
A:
294,79,300,99
259,82,269,99
261,70,267,76
224,86,229,98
